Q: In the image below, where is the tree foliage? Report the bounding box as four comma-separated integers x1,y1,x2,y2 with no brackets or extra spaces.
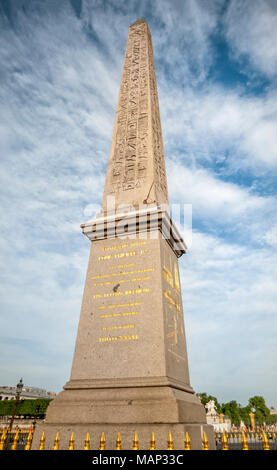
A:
0,398,52,417
198,393,276,426
248,396,275,425
222,400,241,426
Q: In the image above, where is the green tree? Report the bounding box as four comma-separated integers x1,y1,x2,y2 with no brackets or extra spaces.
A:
196,393,276,426
248,396,272,425
0,400,14,416
0,398,52,417
221,401,241,426
238,406,251,426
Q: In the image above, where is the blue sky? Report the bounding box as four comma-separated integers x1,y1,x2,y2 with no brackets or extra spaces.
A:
0,0,276,408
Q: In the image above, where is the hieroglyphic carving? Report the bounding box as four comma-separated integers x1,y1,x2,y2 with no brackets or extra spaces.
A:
107,20,168,201
110,23,143,192
147,32,168,200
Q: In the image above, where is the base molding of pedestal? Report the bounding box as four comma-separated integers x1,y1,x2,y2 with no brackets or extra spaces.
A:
31,422,215,450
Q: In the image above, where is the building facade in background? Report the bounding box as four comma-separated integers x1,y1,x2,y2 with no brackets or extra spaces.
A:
0,385,56,401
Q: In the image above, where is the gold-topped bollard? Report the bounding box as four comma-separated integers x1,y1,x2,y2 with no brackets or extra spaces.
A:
116,432,122,450
150,432,156,450
184,432,191,450
167,431,173,450
53,431,60,450
221,431,228,450
24,428,33,450
262,431,270,451
202,431,209,450
241,432,248,450
84,432,90,450
11,429,20,450
133,431,139,450
99,432,106,450
39,431,46,450
68,431,75,450
0,428,8,451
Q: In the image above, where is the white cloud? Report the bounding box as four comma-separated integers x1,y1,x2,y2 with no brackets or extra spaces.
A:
167,162,276,241
179,230,277,405
224,0,277,78
152,0,221,83
160,84,277,170
263,225,277,247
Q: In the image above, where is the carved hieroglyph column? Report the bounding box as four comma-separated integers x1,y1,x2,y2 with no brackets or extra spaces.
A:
31,19,215,450
102,18,168,211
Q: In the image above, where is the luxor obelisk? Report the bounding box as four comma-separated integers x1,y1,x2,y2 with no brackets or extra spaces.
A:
32,18,215,450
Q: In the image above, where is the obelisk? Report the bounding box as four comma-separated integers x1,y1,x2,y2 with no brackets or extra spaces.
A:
32,19,215,450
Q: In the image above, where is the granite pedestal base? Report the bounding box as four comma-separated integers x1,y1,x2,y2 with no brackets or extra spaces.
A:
31,383,215,450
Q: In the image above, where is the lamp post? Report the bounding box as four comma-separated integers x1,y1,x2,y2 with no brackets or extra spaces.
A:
33,404,41,431
9,378,24,431
249,408,256,432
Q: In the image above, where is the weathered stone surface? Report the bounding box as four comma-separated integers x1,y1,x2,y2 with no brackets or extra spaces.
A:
31,422,215,450
61,232,190,387
102,19,168,212
32,19,215,450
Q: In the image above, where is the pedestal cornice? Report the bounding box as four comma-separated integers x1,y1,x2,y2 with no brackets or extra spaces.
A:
63,376,194,394
80,206,187,258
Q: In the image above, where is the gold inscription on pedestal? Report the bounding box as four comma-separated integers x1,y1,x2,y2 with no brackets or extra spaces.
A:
164,290,181,312
90,267,155,280
93,276,151,286
124,288,150,295
111,263,135,269
94,240,154,346
98,302,142,310
102,324,135,331
100,311,139,318
93,288,150,299
163,265,174,288
103,241,147,251
98,249,149,261
98,255,113,261
93,292,123,299
99,334,139,343
174,262,180,291
114,250,137,258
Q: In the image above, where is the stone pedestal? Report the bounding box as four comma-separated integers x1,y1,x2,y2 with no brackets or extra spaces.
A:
32,209,215,449
32,423,215,450
32,378,215,449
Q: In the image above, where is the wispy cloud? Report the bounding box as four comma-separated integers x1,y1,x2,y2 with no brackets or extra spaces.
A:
224,0,277,79
0,0,276,407
180,230,277,403
159,84,277,173
167,162,276,229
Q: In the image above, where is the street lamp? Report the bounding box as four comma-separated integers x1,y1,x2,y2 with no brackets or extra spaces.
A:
9,378,24,431
249,407,256,431
33,404,41,431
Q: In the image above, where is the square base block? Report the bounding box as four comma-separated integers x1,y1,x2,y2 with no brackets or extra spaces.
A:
31,422,215,450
